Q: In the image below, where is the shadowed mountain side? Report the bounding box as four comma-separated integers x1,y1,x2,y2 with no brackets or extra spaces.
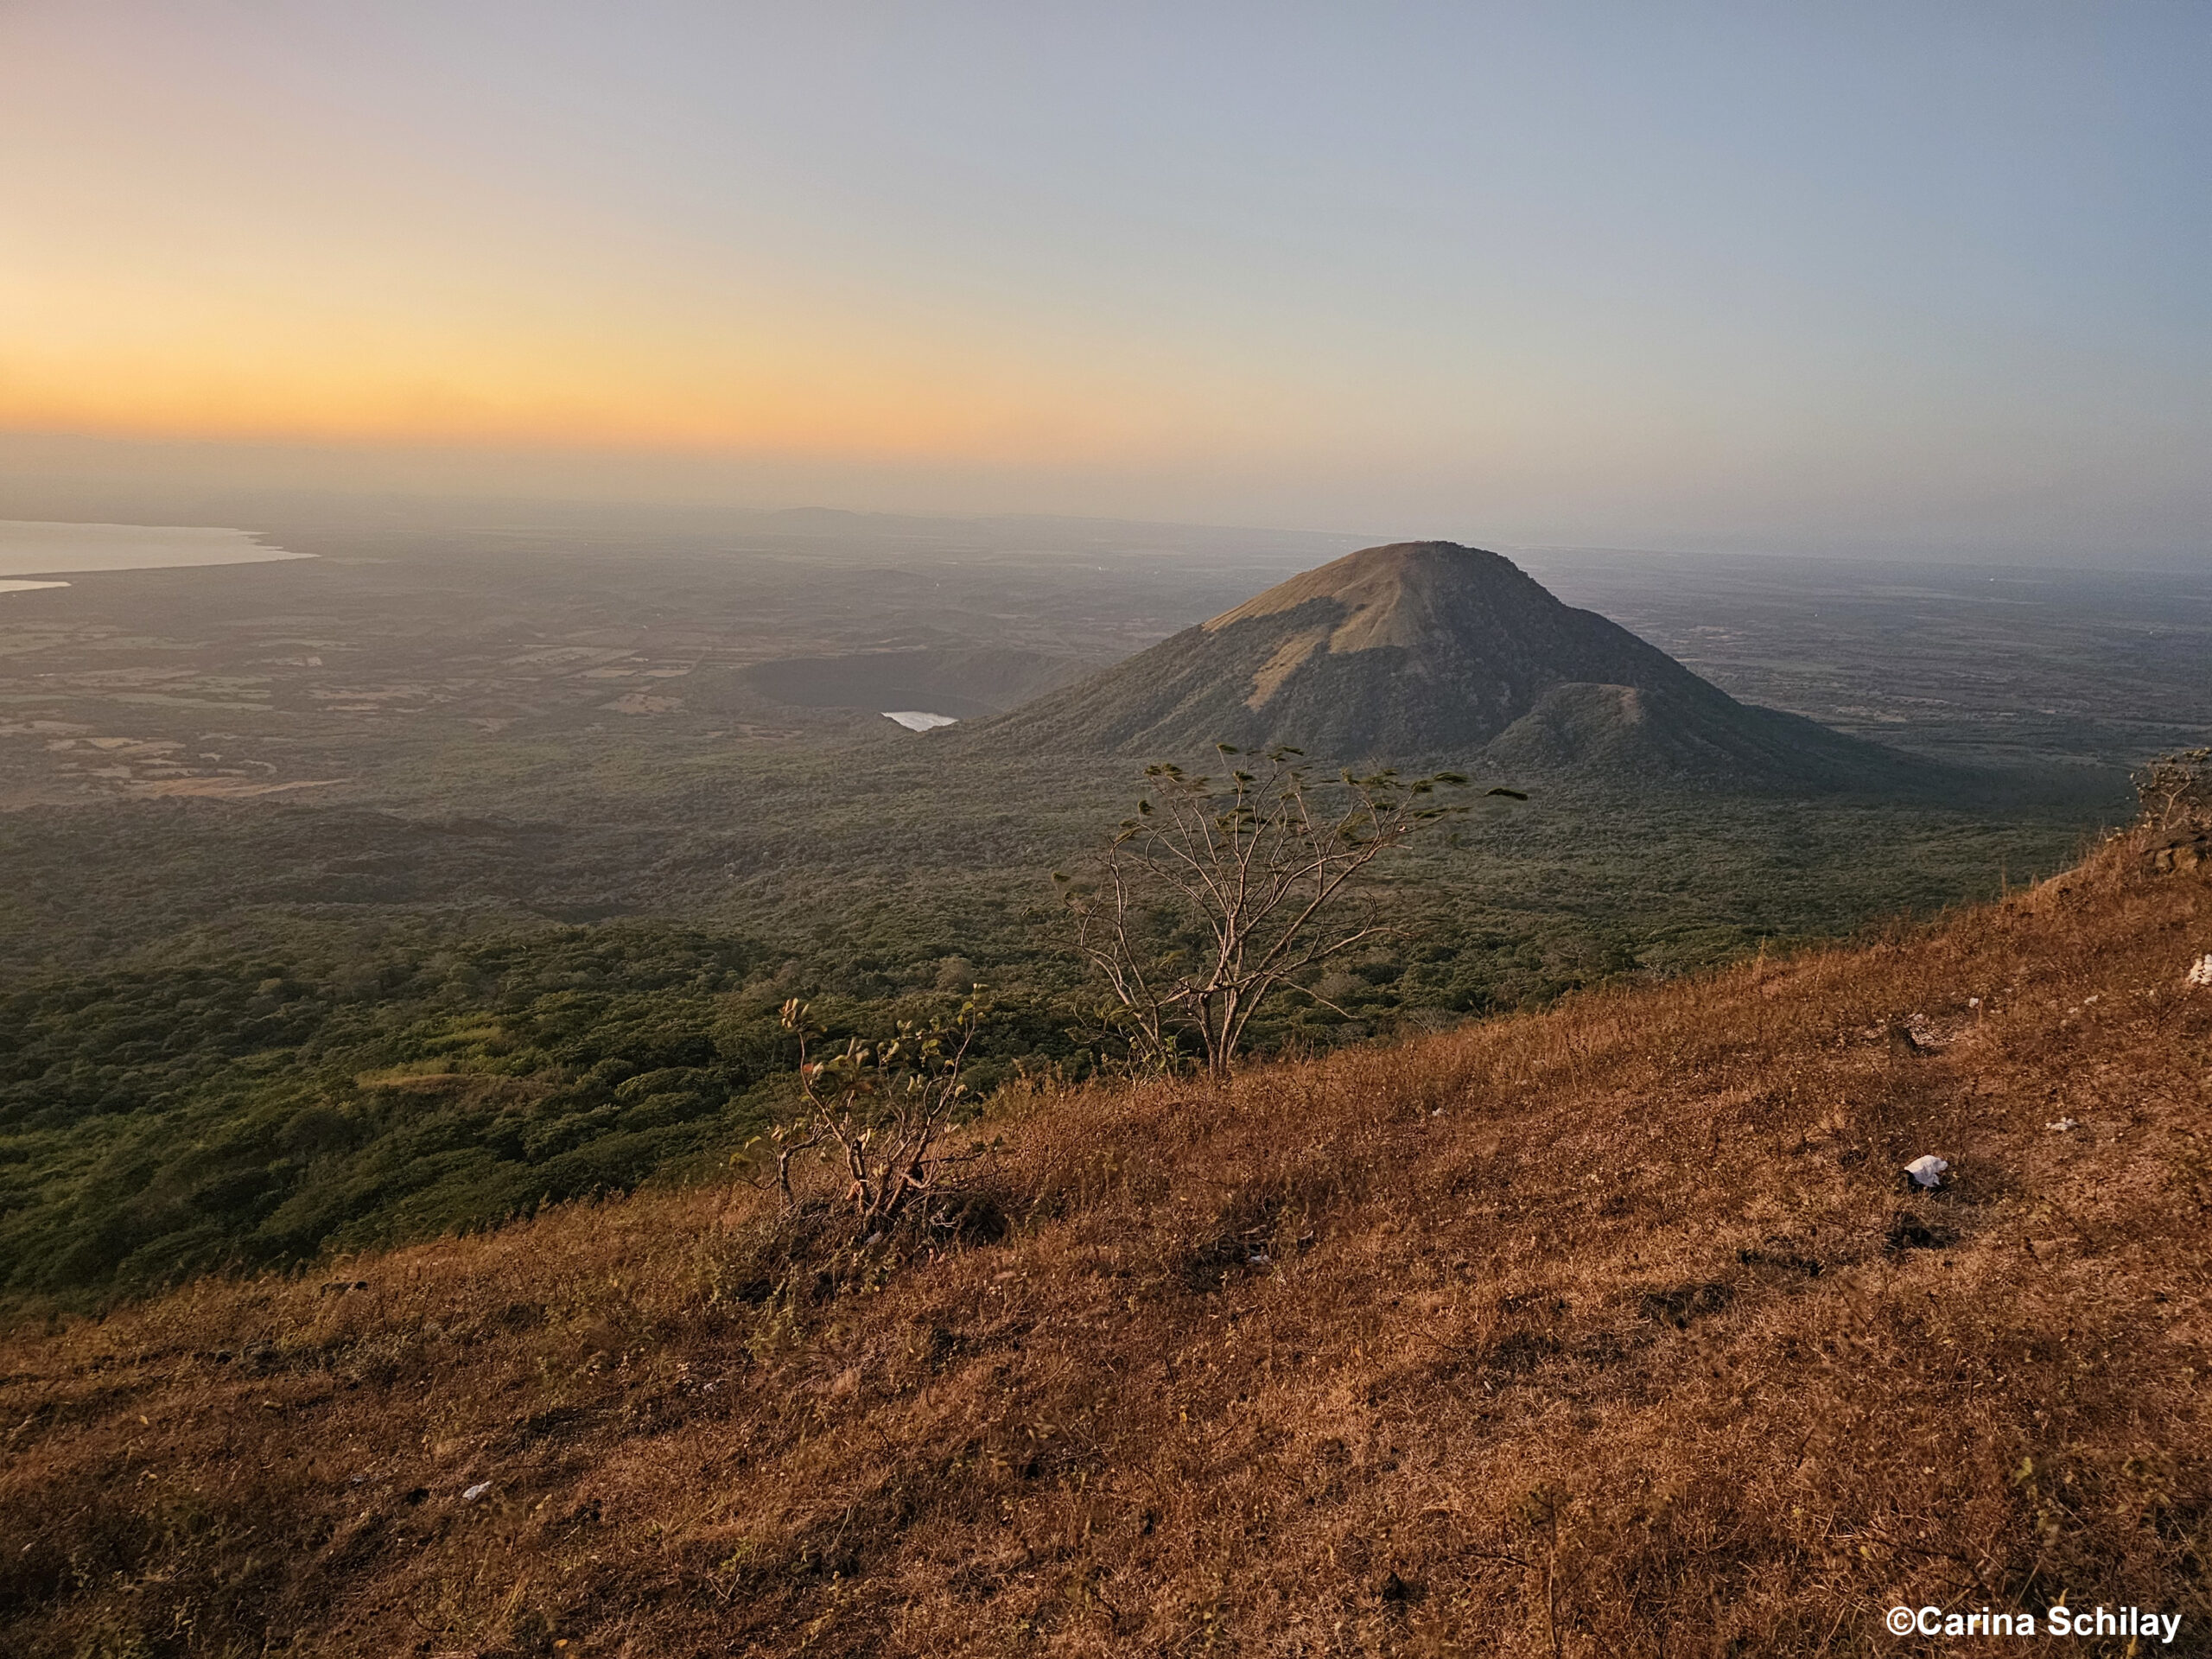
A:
976,541,1960,792
1479,680,1957,793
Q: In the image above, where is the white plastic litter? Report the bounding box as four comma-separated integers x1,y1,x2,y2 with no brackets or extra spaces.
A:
462,1482,492,1502
2046,1117,2080,1133
1904,1155,1948,1188
2187,954,2212,988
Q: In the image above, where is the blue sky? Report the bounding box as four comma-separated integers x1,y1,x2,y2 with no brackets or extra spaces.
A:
2,1,2206,555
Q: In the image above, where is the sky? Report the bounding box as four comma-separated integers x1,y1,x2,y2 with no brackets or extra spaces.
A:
2,1,2207,556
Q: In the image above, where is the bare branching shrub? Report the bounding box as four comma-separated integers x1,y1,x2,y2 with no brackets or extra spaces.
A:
2135,746,2212,830
748,995,993,1236
1056,745,1483,1078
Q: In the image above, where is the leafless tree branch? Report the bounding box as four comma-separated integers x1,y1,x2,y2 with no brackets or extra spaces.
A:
1056,745,1484,1079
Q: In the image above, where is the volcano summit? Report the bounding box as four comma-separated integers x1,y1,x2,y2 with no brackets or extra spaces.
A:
983,541,1945,791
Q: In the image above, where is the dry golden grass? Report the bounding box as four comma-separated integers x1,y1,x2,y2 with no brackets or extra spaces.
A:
4,825,2209,1656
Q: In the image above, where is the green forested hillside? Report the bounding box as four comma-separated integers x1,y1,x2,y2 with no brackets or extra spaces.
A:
1,927,769,1300
0,749,2114,1309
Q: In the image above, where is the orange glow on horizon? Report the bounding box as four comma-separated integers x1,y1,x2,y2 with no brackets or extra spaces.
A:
0,300,1217,465
0,359,1125,464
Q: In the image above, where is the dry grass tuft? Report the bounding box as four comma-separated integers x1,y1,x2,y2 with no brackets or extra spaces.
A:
5,823,2209,1656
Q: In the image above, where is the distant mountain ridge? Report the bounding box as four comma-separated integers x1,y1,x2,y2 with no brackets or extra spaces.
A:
979,540,1948,791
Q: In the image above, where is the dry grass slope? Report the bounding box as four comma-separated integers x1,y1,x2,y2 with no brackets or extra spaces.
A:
3,824,2209,1656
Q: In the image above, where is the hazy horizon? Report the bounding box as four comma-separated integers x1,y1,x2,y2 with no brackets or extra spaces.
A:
4,3,2207,559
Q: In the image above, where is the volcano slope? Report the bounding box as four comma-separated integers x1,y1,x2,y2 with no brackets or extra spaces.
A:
980,540,1955,793
3,819,2208,1656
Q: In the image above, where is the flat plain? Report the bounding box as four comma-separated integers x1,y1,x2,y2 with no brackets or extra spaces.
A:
0,504,2200,1306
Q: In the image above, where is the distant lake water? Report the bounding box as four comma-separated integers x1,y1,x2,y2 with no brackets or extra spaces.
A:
0,520,308,577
